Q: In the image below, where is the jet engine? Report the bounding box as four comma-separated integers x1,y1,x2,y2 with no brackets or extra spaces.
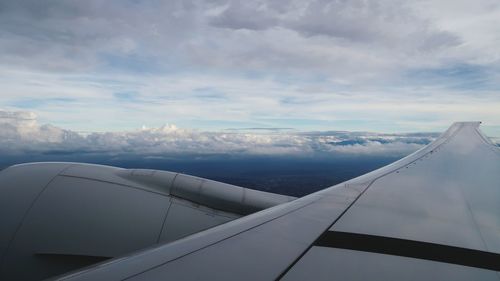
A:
0,162,294,280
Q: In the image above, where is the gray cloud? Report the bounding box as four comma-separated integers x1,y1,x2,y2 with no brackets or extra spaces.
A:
0,0,205,71
0,0,465,75
210,0,459,48
289,0,460,50
209,1,281,30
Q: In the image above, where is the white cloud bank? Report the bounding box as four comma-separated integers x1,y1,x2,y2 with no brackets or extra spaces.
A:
0,110,441,157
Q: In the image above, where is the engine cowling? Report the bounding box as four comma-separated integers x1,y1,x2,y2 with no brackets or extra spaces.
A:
0,162,294,280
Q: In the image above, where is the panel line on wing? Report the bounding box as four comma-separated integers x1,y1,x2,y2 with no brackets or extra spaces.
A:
315,231,500,271
276,123,467,280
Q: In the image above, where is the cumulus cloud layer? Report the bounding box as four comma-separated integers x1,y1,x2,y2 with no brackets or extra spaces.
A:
0,110,441,157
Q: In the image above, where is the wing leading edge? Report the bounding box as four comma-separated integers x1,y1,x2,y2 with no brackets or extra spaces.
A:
56,122,500,281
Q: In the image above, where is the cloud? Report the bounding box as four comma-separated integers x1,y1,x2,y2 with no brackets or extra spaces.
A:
0,0,488,76
211,0,460,51
0,110,439,157
0,111,83,146
0,1,499,135
0,111,37,121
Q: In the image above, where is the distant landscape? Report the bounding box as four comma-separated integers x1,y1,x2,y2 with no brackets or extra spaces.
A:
0,153,402,197
2,111,499,197
0,110,440,197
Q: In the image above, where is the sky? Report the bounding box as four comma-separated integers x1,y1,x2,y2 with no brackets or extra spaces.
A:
0,0,499,136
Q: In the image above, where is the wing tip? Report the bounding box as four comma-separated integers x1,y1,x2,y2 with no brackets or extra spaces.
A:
450,121,482,127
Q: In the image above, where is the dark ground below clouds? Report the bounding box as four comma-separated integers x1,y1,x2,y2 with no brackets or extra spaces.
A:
0,153,403,197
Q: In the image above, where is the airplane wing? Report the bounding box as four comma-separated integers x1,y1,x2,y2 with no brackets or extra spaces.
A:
56,122,500,280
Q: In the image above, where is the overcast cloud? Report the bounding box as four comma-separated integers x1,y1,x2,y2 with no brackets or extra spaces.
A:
0,0,499,135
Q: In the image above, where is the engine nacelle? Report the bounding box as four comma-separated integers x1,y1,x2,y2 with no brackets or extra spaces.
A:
0,162,294,280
